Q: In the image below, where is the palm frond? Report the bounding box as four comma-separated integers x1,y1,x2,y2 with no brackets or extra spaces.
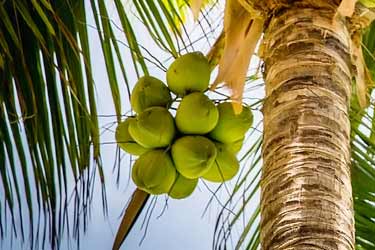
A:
0,0,218,248
0,0,158,248
0,1,118,248
112,189,149,250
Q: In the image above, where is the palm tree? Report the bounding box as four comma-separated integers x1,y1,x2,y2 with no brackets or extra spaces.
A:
1,0,375,249
260,1,356,248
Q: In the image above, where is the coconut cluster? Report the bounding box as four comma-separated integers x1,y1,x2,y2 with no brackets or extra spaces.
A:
115,52,253,199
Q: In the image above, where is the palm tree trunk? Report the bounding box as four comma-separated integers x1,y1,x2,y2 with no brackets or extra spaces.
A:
260,1,355,249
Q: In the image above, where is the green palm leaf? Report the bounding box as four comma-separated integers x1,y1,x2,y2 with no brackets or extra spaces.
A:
0,0,203,248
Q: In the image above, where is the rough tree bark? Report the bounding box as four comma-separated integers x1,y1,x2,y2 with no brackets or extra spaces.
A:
259,1,355,249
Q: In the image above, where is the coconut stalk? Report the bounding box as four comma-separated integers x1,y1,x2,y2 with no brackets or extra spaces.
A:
260,1,355,249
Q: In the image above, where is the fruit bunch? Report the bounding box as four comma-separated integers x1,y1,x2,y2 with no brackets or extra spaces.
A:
115,52,253,199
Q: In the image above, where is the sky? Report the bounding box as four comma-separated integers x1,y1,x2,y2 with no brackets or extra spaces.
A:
1,1,262,249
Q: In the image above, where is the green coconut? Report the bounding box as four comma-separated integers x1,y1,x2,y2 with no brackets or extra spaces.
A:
129,107,176,148
209,102,253,143
131,76,172,113
115,118,149,156
132,150,177,195
171,136,217,179
166,52,210,96
224,137,244,154
169,174,198,199
202,143,239,183
175,92,219,134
